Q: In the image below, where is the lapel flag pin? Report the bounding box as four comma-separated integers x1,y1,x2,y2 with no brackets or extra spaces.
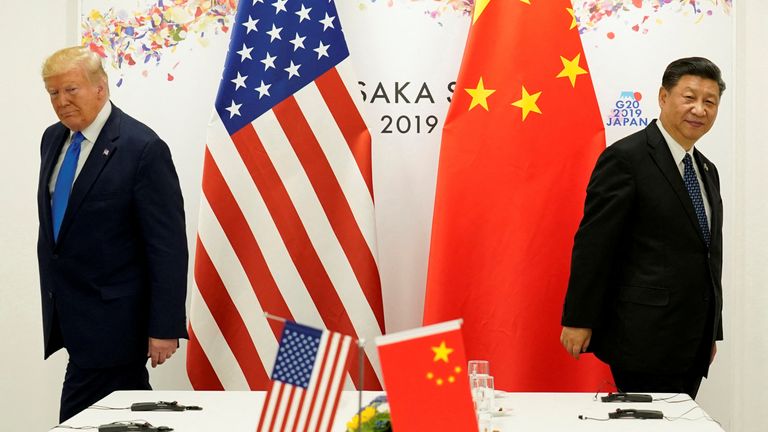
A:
704,163,709,171
103,149,110,157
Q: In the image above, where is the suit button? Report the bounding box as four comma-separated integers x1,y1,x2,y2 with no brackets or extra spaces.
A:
52,254,59,259
48,291,53,299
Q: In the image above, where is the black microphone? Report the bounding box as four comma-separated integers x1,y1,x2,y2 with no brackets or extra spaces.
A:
601,392,653,403
608,408,664,419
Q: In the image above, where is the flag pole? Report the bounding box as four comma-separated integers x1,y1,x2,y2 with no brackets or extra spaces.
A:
357,338,365,432
263,312,287,323
264,312,368,343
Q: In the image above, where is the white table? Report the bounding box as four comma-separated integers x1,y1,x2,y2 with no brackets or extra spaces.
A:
52,390,724,431
483,392,724,431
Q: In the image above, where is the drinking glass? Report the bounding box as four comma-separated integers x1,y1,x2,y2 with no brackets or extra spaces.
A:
470,374,495,414
467,360,490,377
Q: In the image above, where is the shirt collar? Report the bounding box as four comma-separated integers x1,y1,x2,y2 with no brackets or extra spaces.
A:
657,118,695,166
71,101,112,144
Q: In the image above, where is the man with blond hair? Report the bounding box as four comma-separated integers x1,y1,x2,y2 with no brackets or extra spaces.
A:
38,46,188,421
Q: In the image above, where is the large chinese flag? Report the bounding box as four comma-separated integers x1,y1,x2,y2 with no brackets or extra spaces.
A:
376,320,477,432
424,0,612,390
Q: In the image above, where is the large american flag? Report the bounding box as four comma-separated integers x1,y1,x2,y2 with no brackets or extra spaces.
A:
186,0,383,390
257,321,353,432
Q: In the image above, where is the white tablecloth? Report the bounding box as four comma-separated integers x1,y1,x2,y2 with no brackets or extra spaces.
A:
51,390,724,431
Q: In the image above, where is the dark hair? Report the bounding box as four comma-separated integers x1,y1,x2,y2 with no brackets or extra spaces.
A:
662,57,726,96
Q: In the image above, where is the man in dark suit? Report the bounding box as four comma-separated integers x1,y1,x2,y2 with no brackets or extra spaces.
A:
38,46,188,421
560,57,725,398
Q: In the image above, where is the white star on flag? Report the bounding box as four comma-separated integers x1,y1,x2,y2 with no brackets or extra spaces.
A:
255,80,271,99
284,61,301,79
231,72,248,90
261,52,277,70
242,16,259,34
225,100,242,118
236,44,253,61
314,41,330,59
319,13,335,31
296,4,312,22
267,24,282,41
290,33,306,51
272,0,288,14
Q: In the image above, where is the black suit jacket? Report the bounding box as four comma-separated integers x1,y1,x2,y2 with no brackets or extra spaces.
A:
37,104,189,369
562,120,723,375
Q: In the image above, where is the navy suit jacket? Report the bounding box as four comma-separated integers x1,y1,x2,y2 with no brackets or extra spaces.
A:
37,104,188,369
562,120,723,375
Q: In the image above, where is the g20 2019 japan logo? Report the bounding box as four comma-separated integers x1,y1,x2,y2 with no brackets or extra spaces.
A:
606,91,650,128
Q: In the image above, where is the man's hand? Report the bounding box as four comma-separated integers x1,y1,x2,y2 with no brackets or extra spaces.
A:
560,327,593,359
148,337,178,368
710,342,717,364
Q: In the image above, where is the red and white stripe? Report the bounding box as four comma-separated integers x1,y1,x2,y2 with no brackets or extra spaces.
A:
187,58,384,390
256,331,353,432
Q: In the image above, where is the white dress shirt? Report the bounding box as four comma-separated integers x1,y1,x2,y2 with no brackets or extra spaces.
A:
48,102,112,194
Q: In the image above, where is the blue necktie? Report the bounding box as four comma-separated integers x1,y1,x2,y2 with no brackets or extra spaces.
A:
52,132,85,241
683,153,710,247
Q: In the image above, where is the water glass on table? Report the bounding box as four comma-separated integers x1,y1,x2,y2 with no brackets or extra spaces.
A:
470,374,495,414
467,360,489,377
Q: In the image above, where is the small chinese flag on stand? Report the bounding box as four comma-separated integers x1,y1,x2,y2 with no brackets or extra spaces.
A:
375,320,477,432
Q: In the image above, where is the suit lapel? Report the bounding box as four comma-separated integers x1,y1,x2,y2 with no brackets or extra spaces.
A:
645,121,709,247
55,107,120,248
696,150,720,242
39,126,69,248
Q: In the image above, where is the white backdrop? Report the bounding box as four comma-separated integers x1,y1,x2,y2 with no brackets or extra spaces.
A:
78,0,472,336
78,0,735,336
3,0,768,431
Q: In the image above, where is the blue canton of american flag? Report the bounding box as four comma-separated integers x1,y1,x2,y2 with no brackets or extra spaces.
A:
217,0,349,134
257,321,354,432
187,0,384,395
272,321,322,388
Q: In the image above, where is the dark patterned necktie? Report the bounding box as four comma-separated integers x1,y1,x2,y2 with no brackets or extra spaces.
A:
683,153,710,247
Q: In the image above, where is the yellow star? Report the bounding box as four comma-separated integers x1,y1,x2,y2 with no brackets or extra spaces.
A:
432,341,454,363
511,86,542,121
556,53,588,87
567,8,577,30
465,77,496,111
473,0,491,23
520,0,531,4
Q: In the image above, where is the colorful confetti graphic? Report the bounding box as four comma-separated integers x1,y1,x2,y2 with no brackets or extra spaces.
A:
420,0,473,20
81,0,237,86
353,0,732,28
352,0,473,20
576,0,733,37
81,0,732,84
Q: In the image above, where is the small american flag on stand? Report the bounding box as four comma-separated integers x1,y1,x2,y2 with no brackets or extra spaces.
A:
186,0,384,390
257,320,354,432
